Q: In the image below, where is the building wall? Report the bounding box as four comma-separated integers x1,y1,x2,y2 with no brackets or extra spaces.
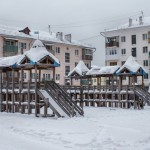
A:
104,25,150,86
0,36,92,85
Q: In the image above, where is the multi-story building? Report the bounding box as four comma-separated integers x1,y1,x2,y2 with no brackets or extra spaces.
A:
0,25,95,85
103,16,150,87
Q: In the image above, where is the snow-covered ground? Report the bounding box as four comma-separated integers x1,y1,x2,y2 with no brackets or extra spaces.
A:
0,107,150,150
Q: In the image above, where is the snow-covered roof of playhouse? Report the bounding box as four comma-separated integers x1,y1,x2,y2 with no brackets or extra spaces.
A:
0,40,60,68
99,66,120,74
105,16,150,32
116,56,147,75
0,24,92,48
86,65,119,76
86,66,101,75
0,55,22,67
68,60,89,77
18,40,59,65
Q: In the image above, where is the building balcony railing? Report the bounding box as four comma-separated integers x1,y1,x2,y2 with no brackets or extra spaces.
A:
3,45,18,53
82,55,93,60
106,42,119,47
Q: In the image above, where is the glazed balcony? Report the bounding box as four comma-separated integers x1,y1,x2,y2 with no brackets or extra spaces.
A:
3,45,18,52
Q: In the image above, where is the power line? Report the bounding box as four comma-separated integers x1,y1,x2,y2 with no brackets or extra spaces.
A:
79,35,100,41
50,11,142,29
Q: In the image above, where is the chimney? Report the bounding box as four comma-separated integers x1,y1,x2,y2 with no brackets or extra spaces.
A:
65,34,72,42
129,18,132,27
139,16,143,25
56,32,63,41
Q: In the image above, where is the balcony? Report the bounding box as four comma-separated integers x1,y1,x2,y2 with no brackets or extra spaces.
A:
82,55,93,60
105,42,119,47
82,49,93,60
3,45,18,53
3,45,18,56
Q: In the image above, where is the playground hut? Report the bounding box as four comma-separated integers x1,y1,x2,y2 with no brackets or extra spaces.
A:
0,40,84,118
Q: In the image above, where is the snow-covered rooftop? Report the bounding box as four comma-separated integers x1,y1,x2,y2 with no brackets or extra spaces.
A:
0,24,92,48
105,16,150,32
68,60,89,77
116,56,147,75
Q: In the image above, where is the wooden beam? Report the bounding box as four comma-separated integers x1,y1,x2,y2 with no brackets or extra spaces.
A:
35,65,38,117
0,70,2,112
11,69,14,113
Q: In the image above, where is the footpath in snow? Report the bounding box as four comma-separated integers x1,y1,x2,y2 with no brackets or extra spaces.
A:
0,107,150,150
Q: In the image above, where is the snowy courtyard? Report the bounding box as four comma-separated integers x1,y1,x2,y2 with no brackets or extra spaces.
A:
0,107,150,150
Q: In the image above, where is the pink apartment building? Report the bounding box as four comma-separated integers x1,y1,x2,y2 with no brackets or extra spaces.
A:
0,25,95,85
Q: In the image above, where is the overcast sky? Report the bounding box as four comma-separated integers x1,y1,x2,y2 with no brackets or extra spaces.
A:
0,0,150,66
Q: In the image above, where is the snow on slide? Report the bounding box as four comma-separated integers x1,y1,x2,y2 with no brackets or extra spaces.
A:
39,90,68,117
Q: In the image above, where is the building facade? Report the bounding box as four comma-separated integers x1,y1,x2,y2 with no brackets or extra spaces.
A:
104,16,150,86
0,25,95,85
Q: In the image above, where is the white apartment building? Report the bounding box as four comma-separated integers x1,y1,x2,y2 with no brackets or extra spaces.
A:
103,16,150,87
0,25,95,85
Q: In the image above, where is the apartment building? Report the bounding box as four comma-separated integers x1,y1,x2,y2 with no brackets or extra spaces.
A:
0,25,95,85
103,16,150,86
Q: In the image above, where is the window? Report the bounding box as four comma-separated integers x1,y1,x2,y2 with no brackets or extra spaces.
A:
65,66,70,76
32,73,35,79
75,62,78,67
19,42,26,49
121,49,126,55
107,49,117,55
121,36,126,42
56,74,60,80
43,74,45,79
56,47,60,53
23,73,26,79
75,49,79,55
46,45,53,51
143,60,148,66
143,34,148,40
65,53,70,62
144,74,148,79
132,35,136,44
131,48,136,57
93,79,97,83
121,61,125,65
110,62,117,66
143,46,148,53
66,47,69,50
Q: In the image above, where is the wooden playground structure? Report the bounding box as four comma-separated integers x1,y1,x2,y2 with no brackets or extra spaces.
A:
66,59,150,109
0,40,84,117
0,41,150,119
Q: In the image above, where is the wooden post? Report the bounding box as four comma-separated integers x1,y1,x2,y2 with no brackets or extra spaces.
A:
6,79,8,112
118,76,121,108
27,80,31,114
53,67,55,82
133,75,136,109
11,69,15,113
39,69,41,84
20,69,23,113
35,65,38,117
0,70,2,112
80,77,83,109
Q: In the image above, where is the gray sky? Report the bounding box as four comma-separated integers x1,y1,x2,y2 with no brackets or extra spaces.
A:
0,0,150,66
